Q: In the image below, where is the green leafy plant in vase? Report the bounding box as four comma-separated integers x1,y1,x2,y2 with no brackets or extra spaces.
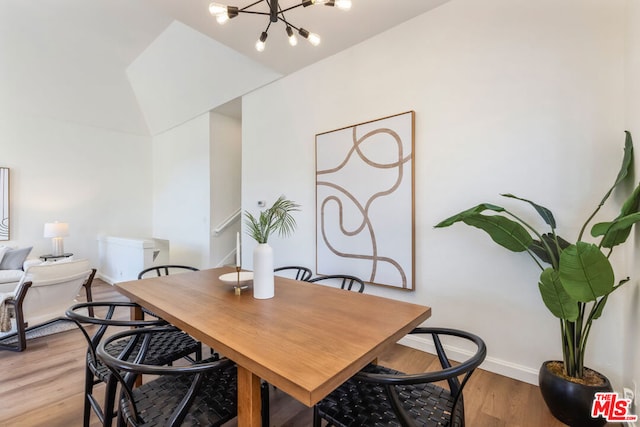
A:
244,196,300,244
435,132,638,426
244,196,300,299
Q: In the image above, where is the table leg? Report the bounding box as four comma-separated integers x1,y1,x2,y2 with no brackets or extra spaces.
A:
237,365,262,426
130,304,143,321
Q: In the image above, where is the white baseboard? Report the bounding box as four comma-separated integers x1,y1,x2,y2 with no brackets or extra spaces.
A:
398,334,539,386
96,273,116,285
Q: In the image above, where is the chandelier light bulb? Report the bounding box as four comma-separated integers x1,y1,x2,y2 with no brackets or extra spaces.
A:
286,27,298,46
256,32,268,52
209,2,227,15
216,14,230,24
298,27,320,46
334,0,352,10
308,32,321,46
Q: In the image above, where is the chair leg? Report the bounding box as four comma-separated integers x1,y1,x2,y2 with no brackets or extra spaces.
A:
0,317,64,352
83,366,94,427
15,322,26,351
0,320,27,352
10,302,28,352
102,376,119,427
261,381,270,427
313,406,321,427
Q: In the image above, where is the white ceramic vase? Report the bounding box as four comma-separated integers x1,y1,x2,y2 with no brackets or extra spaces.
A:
253,243,274,299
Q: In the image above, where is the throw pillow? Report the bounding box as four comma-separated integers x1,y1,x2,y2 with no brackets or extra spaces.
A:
0,247,33,270
0,246,9,264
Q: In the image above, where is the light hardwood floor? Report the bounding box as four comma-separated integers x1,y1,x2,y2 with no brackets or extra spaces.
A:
0,279,577,426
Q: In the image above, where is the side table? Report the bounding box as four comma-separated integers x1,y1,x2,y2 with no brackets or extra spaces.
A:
39,253,73,261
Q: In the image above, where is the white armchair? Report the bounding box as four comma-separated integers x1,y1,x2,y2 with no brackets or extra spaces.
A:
0,259,96,351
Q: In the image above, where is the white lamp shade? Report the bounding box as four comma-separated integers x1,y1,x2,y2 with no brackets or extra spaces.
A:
44,222,69,238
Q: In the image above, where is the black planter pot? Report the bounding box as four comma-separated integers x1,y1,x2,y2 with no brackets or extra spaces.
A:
539,361,613,427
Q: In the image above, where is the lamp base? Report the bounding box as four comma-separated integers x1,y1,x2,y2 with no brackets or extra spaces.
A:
52,237,65,257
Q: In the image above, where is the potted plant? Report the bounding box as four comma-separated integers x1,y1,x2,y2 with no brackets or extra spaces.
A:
435,132,638,426
244,196,300,299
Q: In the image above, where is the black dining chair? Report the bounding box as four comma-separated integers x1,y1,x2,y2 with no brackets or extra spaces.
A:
66,302,203,427
274,265,313,281
137,265,200,319
97,325,237,427
137,265,199,279
307,274,365,293
313,327,487,427
137,264,222,361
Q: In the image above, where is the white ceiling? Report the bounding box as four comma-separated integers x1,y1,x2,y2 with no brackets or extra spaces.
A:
0,0,450,131
2,0,449,75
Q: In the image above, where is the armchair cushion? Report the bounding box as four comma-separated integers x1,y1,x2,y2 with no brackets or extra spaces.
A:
0,259,44,294
0,269,24,286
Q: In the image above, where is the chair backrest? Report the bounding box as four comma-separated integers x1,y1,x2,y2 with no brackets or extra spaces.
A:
66,301,167,363
274,266,313,281
137,265,199,279
307,274,365,293
19,259,93,325
356,327,486,423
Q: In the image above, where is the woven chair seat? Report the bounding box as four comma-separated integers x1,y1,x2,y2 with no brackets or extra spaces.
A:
317,364,463,427
119,361,237,426
314,328,486,427
87,329,201,381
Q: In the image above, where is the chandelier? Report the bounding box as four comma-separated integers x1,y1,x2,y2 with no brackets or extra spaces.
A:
209,0,352,51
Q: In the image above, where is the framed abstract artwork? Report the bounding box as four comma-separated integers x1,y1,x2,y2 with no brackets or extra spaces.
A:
316,111,415,290
0,168,8,241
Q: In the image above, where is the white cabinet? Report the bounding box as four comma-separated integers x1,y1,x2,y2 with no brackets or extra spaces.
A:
98,236,169,284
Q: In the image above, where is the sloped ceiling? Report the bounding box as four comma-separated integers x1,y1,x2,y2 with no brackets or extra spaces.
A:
0,0,450,136
127,21,281,135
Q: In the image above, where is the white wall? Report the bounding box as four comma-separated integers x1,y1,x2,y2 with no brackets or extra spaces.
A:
624,0,640,403
243,0,630,386
0,112,153,267
210,112,242,267
152,113,211,267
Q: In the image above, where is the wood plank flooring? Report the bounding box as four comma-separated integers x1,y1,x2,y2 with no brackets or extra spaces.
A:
0,279,574,426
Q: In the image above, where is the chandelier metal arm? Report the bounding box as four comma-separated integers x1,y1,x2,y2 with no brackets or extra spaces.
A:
279,3,308,14
277,16,299,31
235,10,271,16
238,0,264,11
233,0,310,17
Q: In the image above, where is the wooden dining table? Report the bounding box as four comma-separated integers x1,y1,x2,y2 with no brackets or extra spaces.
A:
115,266,432,426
